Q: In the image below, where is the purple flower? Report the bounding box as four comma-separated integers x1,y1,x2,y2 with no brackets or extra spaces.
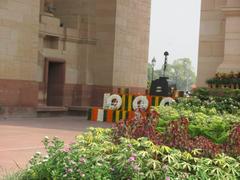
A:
128,144,132,148
128,156,136,162
79,157,86,164
166,177,170,180
63,147,70,153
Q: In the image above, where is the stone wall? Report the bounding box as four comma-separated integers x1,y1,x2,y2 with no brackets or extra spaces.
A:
54,0,151,89
54,1,114,83
0,0,151,110
197,0,240,87
38,0,115,106
53,0,151,105
218,0,240,72
0,0,40,107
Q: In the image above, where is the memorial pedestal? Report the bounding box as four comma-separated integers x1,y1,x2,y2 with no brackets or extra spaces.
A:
150,77,169,96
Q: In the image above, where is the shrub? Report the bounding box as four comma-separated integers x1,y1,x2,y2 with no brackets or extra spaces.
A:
113,109,163,145
155,105,239,144
193,88,240,101
206,72,240,86
19,129,240,180
114,111,211,156
226,124,240,156
176,96,240,115
114,109,240,157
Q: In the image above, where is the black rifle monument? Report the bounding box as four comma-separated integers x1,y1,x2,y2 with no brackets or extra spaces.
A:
150,51,171,96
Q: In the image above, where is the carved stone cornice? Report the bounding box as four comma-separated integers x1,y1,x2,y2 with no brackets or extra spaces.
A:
39,31,97,45
222,7,240,16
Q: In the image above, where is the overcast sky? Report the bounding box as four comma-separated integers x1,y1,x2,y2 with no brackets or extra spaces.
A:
148,0,201,72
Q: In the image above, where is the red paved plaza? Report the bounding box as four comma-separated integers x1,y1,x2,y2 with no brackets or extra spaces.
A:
0,116,111,176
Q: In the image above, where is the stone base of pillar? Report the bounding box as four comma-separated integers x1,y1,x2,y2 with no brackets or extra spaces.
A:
217,62,240,73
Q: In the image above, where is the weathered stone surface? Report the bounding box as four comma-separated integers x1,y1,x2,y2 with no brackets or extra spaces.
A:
0,0,40,81
113,0,151,88
197,0,240,86
0,0,151,109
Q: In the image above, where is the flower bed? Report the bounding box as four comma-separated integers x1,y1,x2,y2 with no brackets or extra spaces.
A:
182,90,240,114
206,72,240,89
10,95,240,179
17,128,240,180
156,105,240,144
114,109,240,158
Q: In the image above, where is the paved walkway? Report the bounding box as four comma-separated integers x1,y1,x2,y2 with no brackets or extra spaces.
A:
0,116,111,176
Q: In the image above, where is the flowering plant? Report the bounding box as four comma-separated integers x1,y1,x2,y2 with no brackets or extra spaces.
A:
19,128,240,179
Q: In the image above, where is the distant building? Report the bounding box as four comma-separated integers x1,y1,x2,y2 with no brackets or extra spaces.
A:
0,0,151,114
197,0,240,86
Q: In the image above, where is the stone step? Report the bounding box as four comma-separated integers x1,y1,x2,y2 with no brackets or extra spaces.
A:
68,106,92,117
36,106,68,112
36,106,68,117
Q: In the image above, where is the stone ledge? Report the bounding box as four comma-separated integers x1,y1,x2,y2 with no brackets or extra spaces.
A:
36,106,68,112
68,106,91,111
222,7,240,16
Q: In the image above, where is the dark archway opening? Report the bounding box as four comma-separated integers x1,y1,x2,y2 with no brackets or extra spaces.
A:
46,61,65,106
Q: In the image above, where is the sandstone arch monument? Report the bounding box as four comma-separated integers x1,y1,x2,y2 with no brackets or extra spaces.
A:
0,0,239,114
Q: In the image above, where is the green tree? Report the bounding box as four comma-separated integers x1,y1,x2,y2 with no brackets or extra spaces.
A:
148,58,196,91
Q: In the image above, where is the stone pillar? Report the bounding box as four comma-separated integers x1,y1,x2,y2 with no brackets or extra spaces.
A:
113,0,151,91
217,0,240,72
197,0,226,87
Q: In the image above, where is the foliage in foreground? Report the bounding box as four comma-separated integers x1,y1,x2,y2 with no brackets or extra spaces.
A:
19,128,240,180
115,109,240,157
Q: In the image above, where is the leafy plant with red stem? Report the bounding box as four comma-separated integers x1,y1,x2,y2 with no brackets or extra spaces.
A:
113,109,240,158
